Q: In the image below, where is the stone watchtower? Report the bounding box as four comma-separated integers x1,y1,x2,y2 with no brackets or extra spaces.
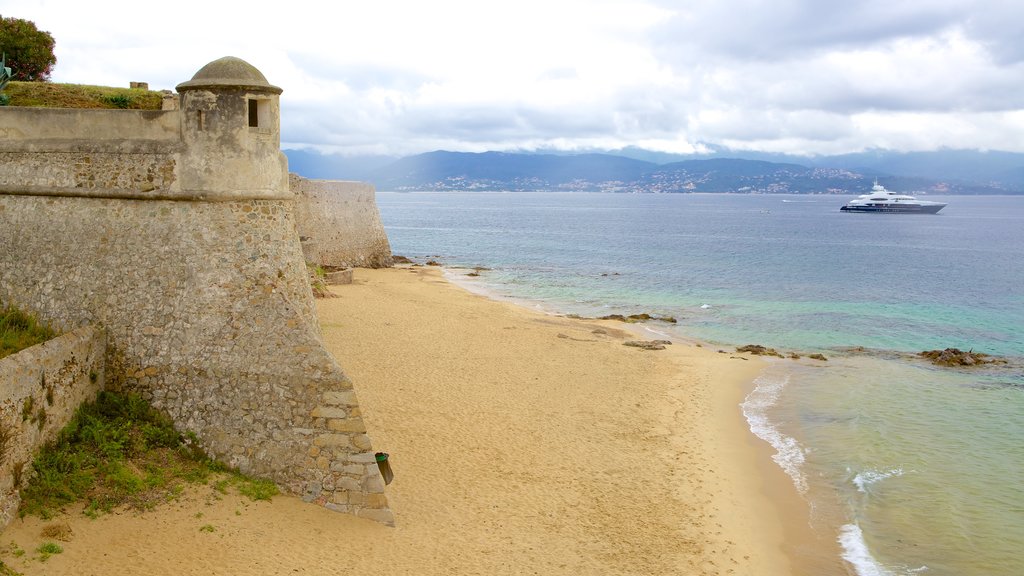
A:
176,56,288,198
0,57,393,524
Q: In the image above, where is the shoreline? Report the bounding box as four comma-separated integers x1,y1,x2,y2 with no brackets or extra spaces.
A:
323,266,798,574
2,265,802,575
444,264,845,574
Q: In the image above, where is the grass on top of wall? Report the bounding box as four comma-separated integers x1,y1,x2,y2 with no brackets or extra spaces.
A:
0,304,57,360
20,390,279,520
2,81,163,110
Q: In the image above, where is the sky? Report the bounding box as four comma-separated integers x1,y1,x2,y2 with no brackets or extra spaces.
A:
4,0,1024,158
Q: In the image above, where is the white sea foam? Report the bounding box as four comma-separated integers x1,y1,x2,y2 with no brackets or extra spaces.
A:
853,468,905,493
741,368,808,494
839,523,894,576
839,523,928,576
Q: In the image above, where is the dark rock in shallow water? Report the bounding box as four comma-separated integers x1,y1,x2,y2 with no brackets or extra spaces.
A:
392,255,414,264
736,344,783,358
919,348,1003,367
598,313,678,324
808,353,828,361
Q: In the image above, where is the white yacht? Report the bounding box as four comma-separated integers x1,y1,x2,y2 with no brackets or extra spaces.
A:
840,181,947,214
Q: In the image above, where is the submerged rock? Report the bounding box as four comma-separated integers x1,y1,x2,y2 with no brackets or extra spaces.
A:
736,344,783,358
919,348,1002,367
598,313,677,324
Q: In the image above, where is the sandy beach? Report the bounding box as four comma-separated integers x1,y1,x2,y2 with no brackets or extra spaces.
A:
2,266,793,575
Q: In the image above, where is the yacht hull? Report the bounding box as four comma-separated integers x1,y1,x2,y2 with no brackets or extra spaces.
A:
840,204,945,214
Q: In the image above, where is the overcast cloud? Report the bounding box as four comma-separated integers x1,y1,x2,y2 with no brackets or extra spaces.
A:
5,0,1024,156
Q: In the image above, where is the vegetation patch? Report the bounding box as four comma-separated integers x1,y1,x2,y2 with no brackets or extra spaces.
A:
0,304,56,360
34,542,62,562
18,391,277,520
1,81,163,109
308,264,335,299
0,559,20,576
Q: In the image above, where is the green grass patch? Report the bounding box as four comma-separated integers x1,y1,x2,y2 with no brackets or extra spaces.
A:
18,391,276,520
0,305,56,360
307,263,331,298
236,477,279,501
2,81,163,110
34,543,62,562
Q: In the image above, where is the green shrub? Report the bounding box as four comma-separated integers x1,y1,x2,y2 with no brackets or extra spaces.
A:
236,477,279,501
0,304,56,359
19,391,278,519
35,542,62,562
103,93,131,108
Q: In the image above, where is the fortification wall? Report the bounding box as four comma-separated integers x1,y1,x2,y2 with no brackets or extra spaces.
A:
0,107,180,198
0,192,390,522
0,57,393,524
0,327,107,529
291,174,393,268
0,106,181,145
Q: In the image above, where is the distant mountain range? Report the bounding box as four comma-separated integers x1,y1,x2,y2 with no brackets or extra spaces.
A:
284,148,1024,194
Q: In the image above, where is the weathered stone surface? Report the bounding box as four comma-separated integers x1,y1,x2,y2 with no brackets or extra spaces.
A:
623,340,672,351
321,390,358,407
327,418,367,433
363,474,386,493
311,406,349,419
349,452,378,464
356,508,396,526
324,269,353,285
0,327,106,530
352,434,373,450
313,434,351,448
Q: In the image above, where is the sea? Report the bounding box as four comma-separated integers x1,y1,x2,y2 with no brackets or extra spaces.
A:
376,191,1024,576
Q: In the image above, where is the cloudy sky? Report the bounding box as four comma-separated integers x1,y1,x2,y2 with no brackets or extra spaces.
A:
6,0,1024,157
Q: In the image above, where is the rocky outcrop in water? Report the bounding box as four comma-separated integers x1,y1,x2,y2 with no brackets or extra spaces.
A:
598,313,677,324
736,344,784,358
919,348,1003,367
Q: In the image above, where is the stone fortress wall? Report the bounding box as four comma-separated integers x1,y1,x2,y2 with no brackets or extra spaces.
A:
0,57,394,524
291,175,393,269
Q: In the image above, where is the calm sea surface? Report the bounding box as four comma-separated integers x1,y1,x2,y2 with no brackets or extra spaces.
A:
377,192,1024,576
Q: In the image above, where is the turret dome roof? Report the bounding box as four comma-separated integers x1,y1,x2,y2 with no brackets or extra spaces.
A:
176,56,282,94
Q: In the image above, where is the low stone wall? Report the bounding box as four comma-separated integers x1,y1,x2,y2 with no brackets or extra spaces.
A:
0,107,180,144
0,326,106,529
291,175,393,268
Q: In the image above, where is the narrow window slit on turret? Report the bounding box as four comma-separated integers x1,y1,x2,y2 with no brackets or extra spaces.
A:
248,99,259,127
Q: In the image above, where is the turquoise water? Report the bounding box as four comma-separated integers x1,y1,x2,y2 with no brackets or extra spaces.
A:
378,192,1024,575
